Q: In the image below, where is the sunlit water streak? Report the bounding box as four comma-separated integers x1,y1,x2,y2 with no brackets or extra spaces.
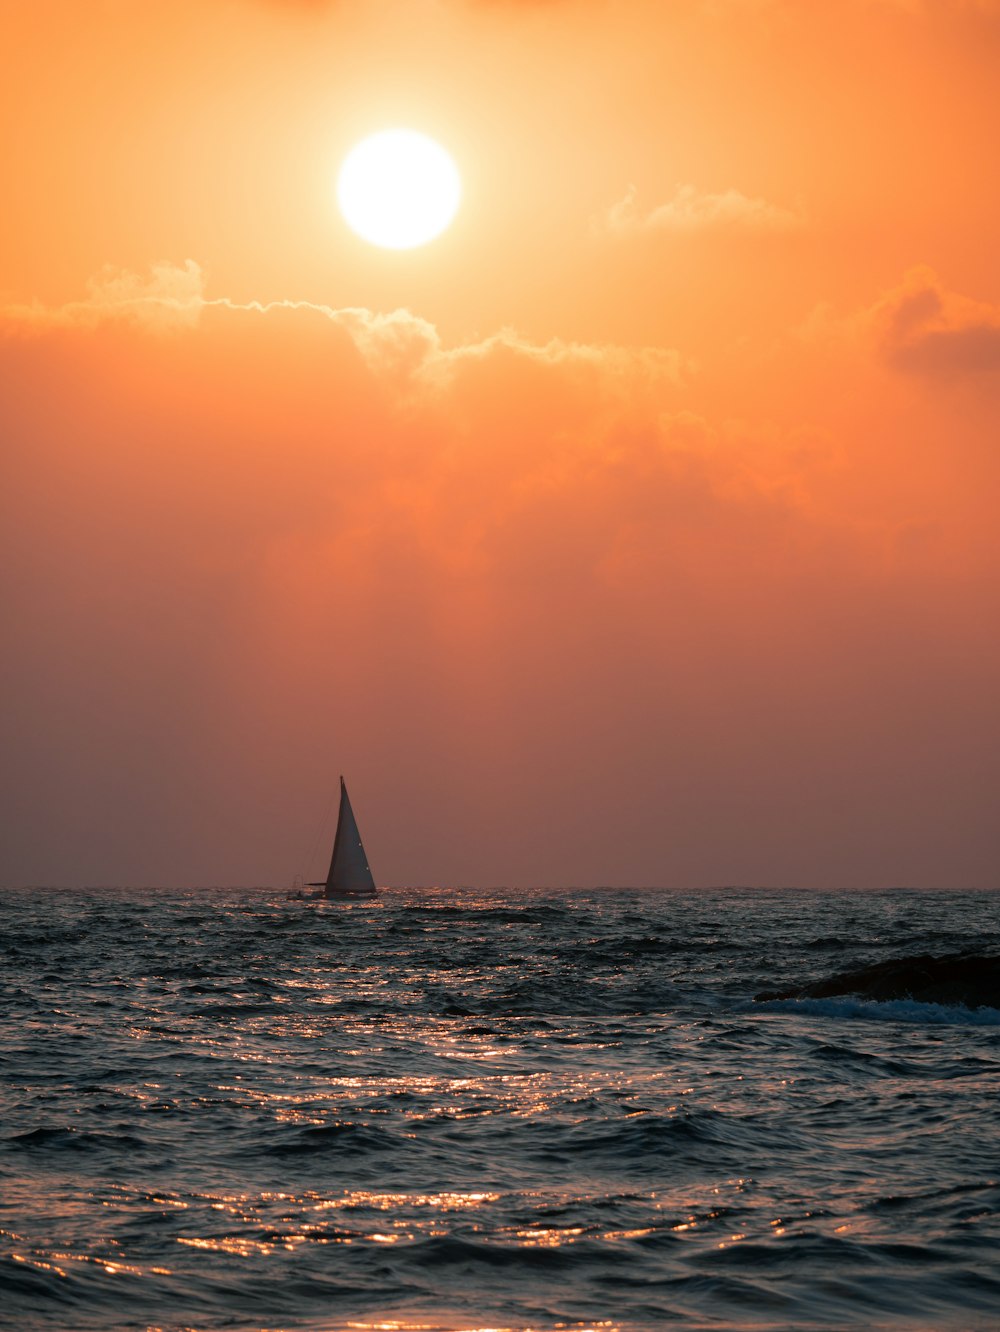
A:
1,886,999,1332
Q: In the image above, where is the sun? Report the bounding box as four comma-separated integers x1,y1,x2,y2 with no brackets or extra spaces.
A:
336,129,461,251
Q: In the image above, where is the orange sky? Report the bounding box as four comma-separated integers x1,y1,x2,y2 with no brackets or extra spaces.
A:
2,0,998,887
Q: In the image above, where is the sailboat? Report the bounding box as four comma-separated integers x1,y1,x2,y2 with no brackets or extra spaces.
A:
292,776,378,900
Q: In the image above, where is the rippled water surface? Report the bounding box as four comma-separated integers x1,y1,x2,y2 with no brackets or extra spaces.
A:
2,886,999,1332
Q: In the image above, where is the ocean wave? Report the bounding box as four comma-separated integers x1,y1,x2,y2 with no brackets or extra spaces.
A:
5,886,1000,1332
754,951,1000,1010
755,995,1000,1025
259,1121,400,1157
529,1107,777,1166
397,1233,582,1270
3,1126,150,1153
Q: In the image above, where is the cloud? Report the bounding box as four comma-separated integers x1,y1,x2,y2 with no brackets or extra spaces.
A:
248,0,337,9
601,183,804,237
2,264,686,393
246,0,1000,16
3,265,996,888
1,260,205,334
872,266,1000,376
704,0,1000,12
799,268,1000,382
211,298,686,390
248,0,575,8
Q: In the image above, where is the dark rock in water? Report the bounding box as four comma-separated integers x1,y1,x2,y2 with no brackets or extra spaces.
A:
754,953,1000,1010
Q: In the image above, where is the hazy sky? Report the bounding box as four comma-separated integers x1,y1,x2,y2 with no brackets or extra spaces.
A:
2,0,998,888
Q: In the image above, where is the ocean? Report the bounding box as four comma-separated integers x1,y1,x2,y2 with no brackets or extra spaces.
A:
2,886,999,1332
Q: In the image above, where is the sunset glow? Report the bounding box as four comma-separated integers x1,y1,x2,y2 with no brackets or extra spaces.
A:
1,0,998,889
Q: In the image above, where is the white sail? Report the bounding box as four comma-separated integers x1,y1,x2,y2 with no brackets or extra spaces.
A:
325,776,377,898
